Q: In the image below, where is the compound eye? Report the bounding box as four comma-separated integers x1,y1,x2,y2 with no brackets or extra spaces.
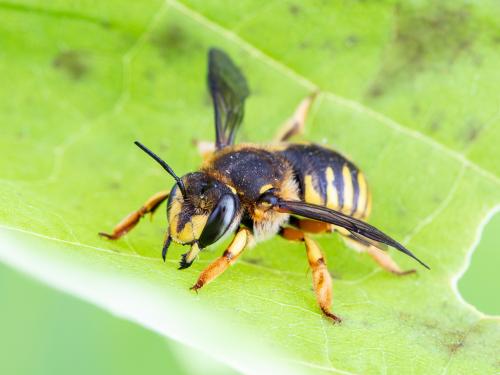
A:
198,194,238,248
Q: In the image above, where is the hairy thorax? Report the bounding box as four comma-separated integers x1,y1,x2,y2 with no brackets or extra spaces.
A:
202,144,299,241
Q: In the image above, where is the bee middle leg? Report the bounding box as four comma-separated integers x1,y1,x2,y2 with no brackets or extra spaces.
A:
274,92,318,142
190,228,251,292
280,227,341,323
99,191,169,240
289,218,415,276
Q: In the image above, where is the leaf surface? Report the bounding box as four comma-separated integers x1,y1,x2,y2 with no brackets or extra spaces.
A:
1,1,499,374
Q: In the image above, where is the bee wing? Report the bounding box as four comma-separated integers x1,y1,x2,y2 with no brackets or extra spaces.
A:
277,199,430,269
208,48,249,149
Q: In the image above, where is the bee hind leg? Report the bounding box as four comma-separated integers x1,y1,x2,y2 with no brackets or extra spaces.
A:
305,236,341,323
190,228,251,292
279,227,341,323
99,191,169,240
341,234,416,276
274,92,319,142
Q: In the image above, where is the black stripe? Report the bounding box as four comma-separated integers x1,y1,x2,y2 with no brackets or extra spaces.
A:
314,169,328,205
350,167,359,215
332,160,344,209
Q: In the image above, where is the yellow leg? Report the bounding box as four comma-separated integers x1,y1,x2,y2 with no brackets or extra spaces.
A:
304,236,341,323
190,228,251,291
274,92,318,142
342,236,416,276
99,191,169,240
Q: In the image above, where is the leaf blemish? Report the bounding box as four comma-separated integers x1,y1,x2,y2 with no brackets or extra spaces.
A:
52,50,89,80
288,4,301,16
367,4,475,97
244,257,264,265
151,23,193,58
463,118,484,144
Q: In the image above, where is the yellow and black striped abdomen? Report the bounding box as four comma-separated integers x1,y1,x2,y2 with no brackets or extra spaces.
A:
280,144,371,220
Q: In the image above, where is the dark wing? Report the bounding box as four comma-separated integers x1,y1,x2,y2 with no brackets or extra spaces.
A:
207,48,249,149
277,199,430,269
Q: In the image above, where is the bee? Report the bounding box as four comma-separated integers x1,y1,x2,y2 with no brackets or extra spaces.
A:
100,48,429,322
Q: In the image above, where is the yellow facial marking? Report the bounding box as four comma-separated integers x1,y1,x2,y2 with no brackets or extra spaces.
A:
174,214,209,243
355,172,368,218
342,164,353,214
185,242,201,264
229,229,249,258
325,167,339,210
259,184,274,195
304,174,324,205
226,184,237,194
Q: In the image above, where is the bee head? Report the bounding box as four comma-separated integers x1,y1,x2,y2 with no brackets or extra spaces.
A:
167,172,239,247
134,141,240,269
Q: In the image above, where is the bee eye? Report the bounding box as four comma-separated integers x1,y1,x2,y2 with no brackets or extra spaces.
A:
198,194,238,248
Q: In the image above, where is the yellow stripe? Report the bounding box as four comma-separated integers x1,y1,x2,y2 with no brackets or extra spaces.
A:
259,184,274,195
325,167,339,210
304,174,324,205
364,188,372,219
355,172,368,218
342,164,353,214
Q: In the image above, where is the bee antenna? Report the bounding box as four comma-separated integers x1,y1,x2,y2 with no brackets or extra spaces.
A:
134,141,187,198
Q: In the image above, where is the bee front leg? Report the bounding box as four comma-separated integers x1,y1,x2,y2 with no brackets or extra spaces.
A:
274,92,318,142
190,228,251,292
99,191,169,240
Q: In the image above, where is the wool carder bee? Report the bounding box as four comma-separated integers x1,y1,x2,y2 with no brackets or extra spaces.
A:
100,48,429,322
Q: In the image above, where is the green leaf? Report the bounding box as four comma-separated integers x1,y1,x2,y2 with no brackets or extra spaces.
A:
1,1,499,374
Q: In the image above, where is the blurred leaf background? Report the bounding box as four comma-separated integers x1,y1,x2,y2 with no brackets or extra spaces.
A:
0,0,499,374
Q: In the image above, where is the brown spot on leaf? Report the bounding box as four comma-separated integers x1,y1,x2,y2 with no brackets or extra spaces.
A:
244,257,263,265
344,35,359,48
53,50,88,80
109,181,121,190
463,118,484,144
366,4,476,98
299,41,311,49
288,4,301,16
429,120,441,133
367,84,384,98
151,23,194,58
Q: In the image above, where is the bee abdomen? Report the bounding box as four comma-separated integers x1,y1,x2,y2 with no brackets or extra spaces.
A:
280,144,371,219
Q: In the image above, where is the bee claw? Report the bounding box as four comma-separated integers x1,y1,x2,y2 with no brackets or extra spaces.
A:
178,252,193,270
98,232,115,240
190,281,203,293
394,269,417,276
322,308,342,324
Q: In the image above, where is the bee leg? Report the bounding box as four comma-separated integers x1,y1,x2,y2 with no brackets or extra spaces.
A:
295,218,332,233
99,191,169,240
279,227,305,241
342,235,416,276
304,236,341,323
274,92,318,142
279,228,341,323
190,228,251,292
